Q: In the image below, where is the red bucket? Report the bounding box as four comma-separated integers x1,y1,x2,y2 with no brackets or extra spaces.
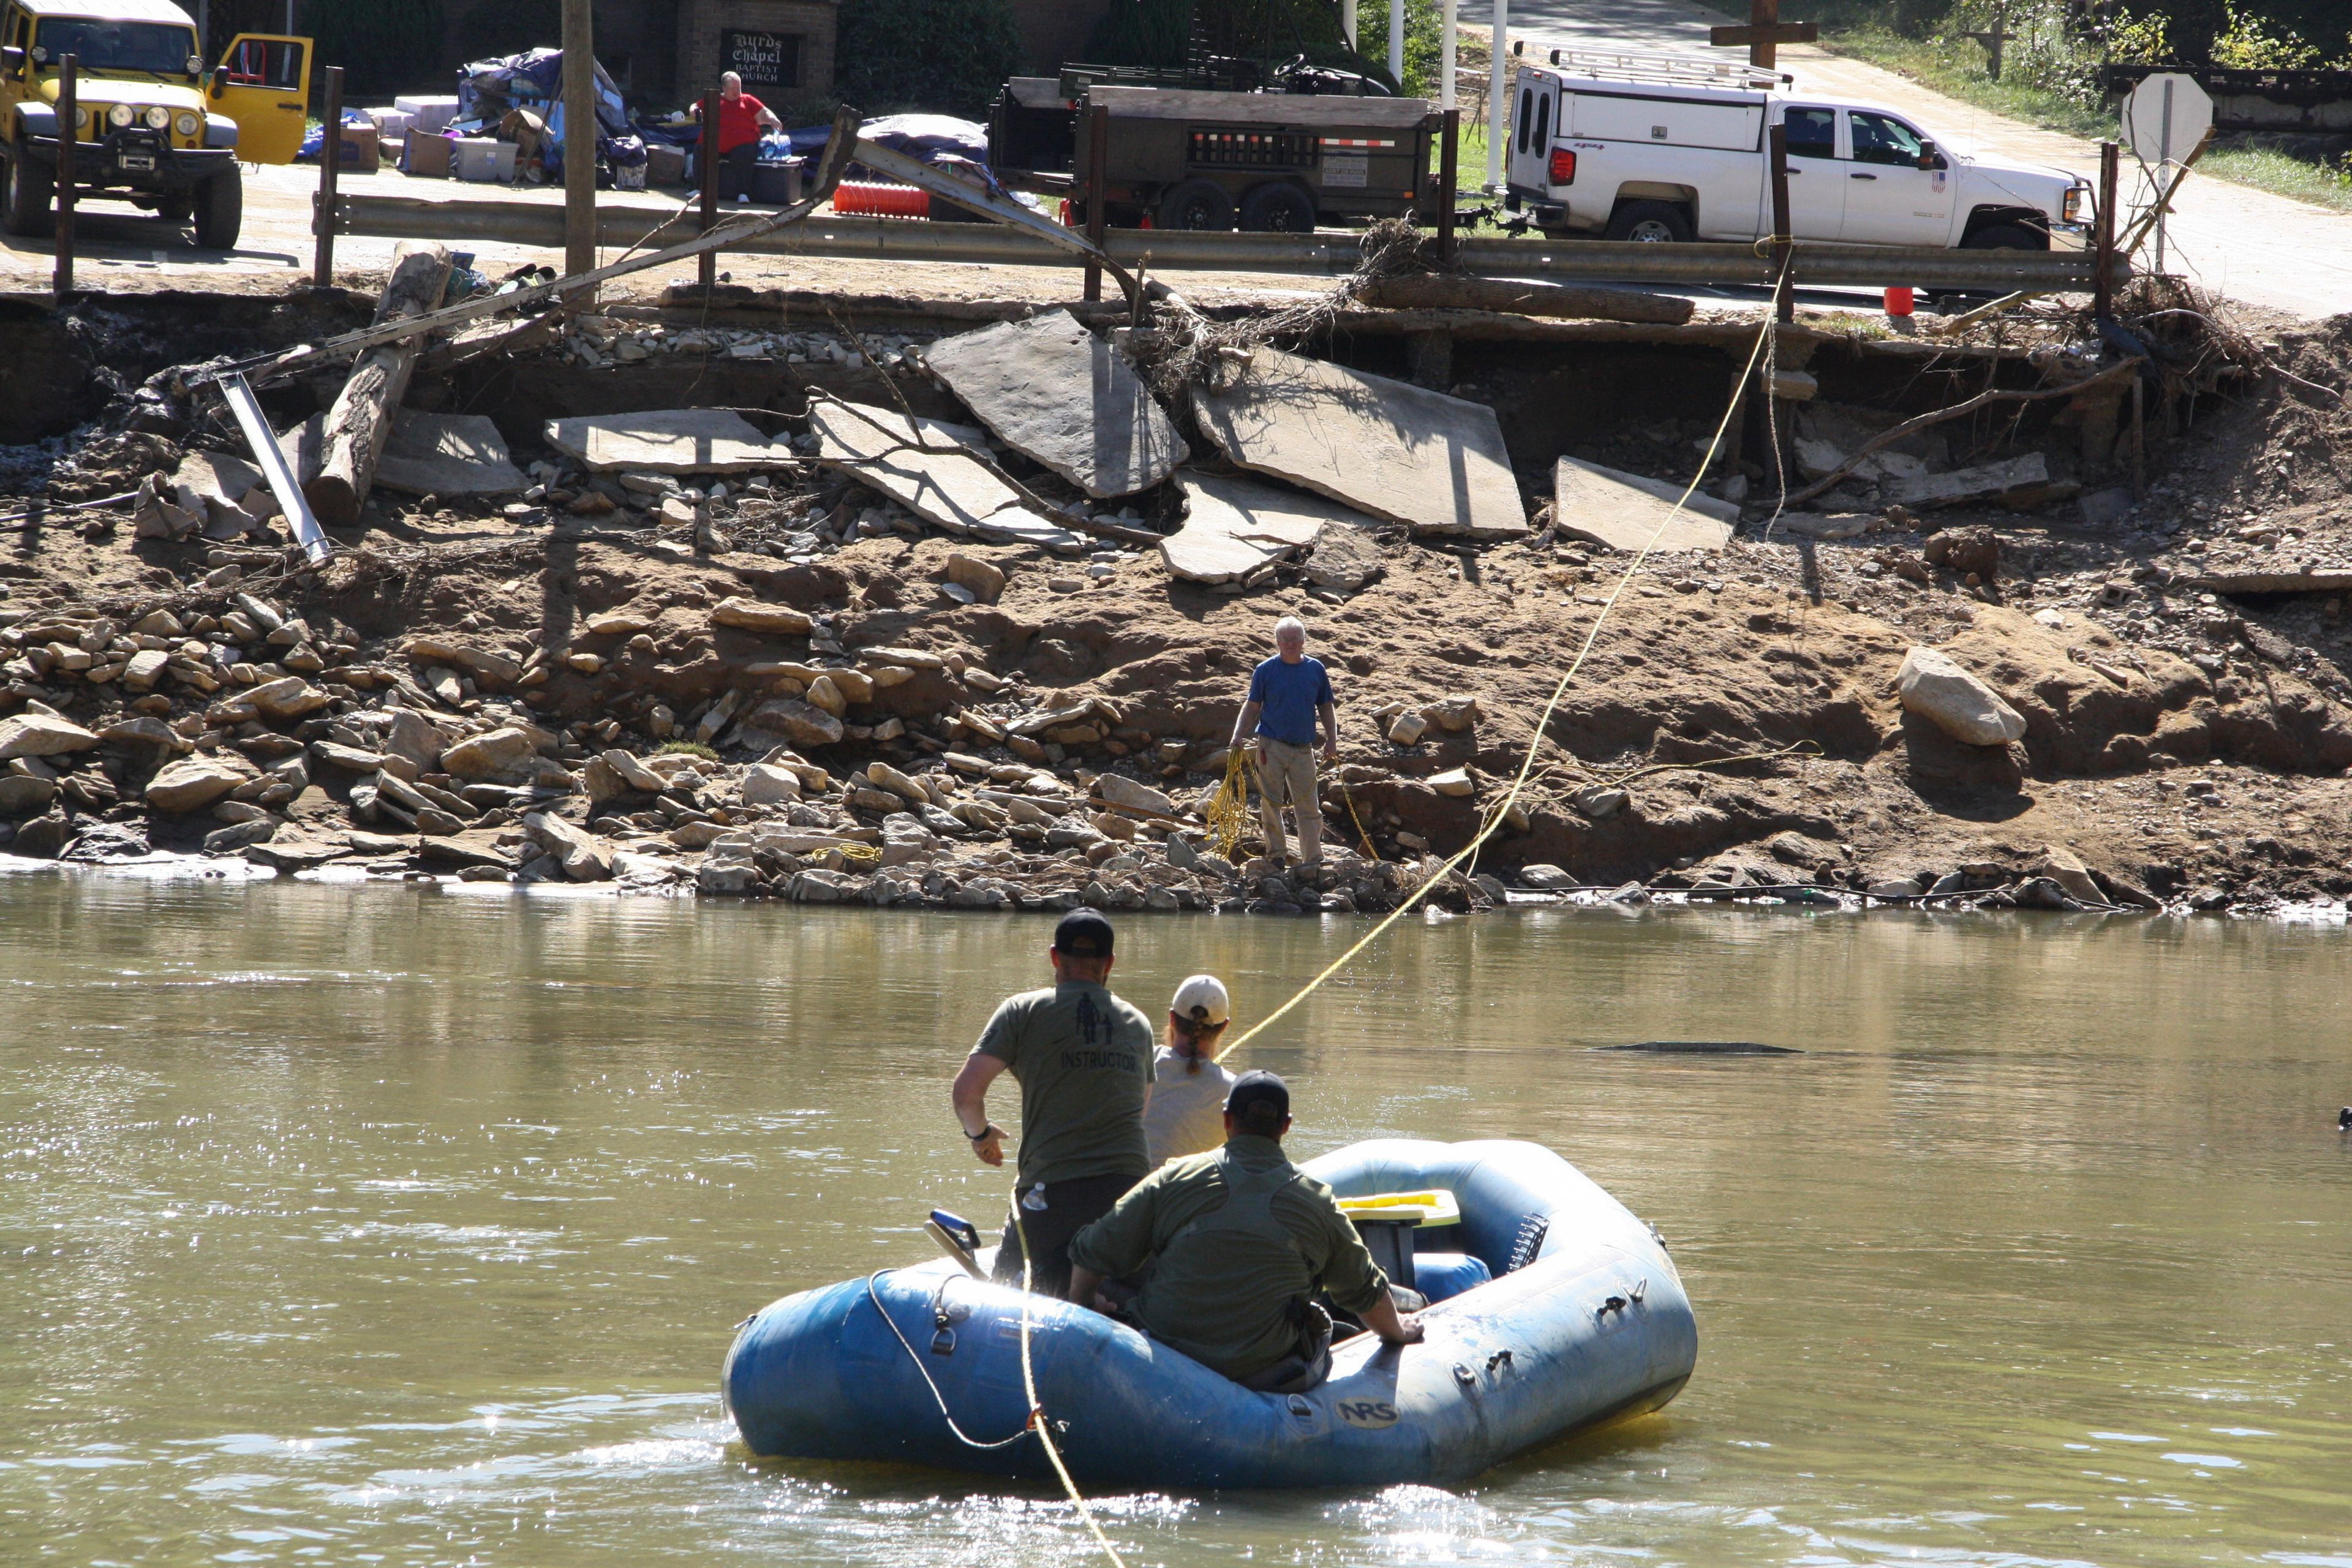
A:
1884,285,1916,317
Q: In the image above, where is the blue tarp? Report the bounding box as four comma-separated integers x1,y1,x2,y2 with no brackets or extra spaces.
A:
293,107,374,163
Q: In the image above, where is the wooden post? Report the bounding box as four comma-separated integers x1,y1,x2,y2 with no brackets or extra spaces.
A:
698,92,719,293
1708,0,1818,69
303,241,454,527
1082,103,1108,303
1768,121,1793,325
53,55,77,297
314,64,342,287
561,0,597,287
1438,108,1459,266
1749,0,1781,69
2094,140,2118,323
2130,374,2146,500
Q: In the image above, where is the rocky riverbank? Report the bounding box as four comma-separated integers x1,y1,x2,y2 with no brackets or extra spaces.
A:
6,283,2352,919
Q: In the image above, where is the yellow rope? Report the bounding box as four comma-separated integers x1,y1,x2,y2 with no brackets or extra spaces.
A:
1217,268,1787,1065
1204,747,1254,862
1008,1197,1130,1568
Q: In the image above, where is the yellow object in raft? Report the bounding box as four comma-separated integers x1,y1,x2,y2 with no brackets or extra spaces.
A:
1335,1189,1461,1227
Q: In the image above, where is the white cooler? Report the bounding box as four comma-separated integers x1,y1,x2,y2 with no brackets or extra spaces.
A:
452,138,518,183
395,95,461,137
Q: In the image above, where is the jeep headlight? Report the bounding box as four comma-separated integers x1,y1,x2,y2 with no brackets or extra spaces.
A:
176,112,200,137
145,105,170,130
108,102,134,128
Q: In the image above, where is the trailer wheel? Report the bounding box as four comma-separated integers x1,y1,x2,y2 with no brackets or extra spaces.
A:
1158,178,1235,232
1238,181,1316,233
1604,200,1692,243
194,165,243,250
2,149,56,239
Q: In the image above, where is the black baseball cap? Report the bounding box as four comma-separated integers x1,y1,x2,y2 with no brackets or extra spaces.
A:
1225,1070,1290,1123
1054,907,1115,958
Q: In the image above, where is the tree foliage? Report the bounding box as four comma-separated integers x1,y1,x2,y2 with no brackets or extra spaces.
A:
296,0,447,100
835,0,1025,116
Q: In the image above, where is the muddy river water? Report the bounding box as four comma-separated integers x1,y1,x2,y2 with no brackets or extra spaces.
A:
4,869,2348,1566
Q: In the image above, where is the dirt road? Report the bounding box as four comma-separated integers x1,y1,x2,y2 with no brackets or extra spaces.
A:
1502,0,2352,319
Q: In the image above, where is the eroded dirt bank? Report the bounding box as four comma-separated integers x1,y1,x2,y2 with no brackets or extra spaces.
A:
4,281,2352,917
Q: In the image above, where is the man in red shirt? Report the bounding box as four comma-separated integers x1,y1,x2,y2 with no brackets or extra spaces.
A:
692,71,782,203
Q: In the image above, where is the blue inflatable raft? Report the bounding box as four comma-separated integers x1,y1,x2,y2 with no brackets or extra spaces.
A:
723,1139,1697,1488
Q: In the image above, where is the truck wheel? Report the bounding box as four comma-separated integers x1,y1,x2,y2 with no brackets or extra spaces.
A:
2,151,56,239
194,165,243,249
1959,222,2046,251
1604,200,1692,243
1238,181,1316,233
1157,179,1234,232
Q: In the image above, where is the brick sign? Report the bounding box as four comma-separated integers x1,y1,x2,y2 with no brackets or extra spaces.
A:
721,28,800,90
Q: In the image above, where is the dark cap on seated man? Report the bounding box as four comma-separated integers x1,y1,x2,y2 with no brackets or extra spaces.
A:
1225,1070,1290,1137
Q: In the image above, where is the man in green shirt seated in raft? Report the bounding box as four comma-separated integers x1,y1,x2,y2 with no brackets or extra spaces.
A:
952,908,1156,1298
1066,1071,1423,1393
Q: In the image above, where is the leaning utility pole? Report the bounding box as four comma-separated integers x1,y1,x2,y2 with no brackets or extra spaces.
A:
562,0,597,290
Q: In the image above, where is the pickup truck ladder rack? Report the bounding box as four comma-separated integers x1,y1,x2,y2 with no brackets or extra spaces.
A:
1535,45,1790,91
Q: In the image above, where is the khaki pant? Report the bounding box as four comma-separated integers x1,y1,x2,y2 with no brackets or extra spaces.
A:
1253,737,1322,865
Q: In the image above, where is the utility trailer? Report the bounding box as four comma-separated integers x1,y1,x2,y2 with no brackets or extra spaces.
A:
990,78,1436,232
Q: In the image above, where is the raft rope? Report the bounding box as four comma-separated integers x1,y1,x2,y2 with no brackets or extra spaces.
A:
1008,1199,1133,1568
861,1270,1031,1450
1215,263,1789,1066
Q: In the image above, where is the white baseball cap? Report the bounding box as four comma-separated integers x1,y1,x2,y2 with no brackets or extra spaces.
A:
1169,974,1231,1028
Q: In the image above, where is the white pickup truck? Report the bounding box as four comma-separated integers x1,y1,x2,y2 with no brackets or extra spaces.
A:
1503,50,2093,250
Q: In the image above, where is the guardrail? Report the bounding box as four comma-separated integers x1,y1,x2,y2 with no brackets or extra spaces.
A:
325,194,2108,293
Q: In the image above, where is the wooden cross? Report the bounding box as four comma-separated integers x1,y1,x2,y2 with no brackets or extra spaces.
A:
1963,8,2011,81
1708,0,1819,69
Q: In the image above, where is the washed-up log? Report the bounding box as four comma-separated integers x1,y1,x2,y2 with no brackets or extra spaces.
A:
1357,273,1692,326
304,241,454,527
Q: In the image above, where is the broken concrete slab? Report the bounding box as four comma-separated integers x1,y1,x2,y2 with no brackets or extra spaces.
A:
544,409,789,475
1305,518,1386,592
286,410,528,497
1886,452,2073,511
808,400,1081,551
1161,470,1370,584
170,451,273,536
921,308,1188,499
1552,456,1739,553
1190,349,1526,540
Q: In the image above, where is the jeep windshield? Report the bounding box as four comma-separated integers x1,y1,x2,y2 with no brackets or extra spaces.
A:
33,20,197,76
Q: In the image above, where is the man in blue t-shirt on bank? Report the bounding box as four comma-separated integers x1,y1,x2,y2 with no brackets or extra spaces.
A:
1228,616,1339,869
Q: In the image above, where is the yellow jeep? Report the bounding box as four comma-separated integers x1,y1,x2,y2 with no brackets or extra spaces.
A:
1,0,312,249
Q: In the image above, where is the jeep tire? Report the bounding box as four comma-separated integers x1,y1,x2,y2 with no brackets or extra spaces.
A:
1156,178,1234,232
194,164,242,249
3,149,56,239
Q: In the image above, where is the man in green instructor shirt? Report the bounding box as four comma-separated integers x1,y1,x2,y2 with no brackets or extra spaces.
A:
951,907,1156,1298
1067,1071,1422,1393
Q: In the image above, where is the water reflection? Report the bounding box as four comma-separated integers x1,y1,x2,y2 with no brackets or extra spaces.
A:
1,868,2347,1566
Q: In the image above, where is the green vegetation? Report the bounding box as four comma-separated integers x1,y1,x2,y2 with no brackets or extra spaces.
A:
657,740,720,761
835,0,1024,116
297,0,447,101
1792,1,2352,211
